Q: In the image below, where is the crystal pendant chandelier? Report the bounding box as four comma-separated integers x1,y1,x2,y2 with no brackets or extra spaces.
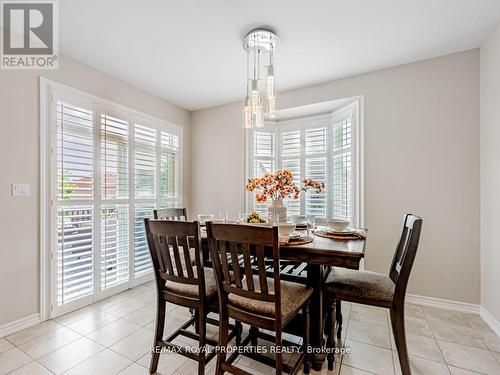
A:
243,28,279,128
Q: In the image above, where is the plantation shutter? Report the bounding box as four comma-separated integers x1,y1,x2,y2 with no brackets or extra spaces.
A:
305,127,327,218
133,123,157,276
100,113,129,290
134,124,157,199
56,100,95,305
331,118,353,221
280,130,301,216
251,131,276,216
160,131,180,206
133,202,155,276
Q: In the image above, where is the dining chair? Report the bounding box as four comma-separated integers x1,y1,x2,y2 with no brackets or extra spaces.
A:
207,222,313,375
153,207,187,221
323,214,422,374
145,219,239,375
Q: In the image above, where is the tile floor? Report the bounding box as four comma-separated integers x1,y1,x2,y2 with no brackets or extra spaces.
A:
1,281,500,375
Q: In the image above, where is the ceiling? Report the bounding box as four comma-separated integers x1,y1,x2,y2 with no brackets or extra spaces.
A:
59,0,500,111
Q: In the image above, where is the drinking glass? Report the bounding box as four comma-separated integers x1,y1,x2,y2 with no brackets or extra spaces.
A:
306,215,316,236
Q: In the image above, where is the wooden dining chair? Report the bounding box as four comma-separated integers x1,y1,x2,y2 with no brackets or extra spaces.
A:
207,223,313,375
323,214,422,374
145,219,239,374
153,207,187,221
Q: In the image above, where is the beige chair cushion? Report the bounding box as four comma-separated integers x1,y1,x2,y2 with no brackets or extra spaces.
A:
165,267,217,299
228,276,313,320
325,267,395,302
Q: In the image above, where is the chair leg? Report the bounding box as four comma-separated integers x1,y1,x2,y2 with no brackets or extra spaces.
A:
249,326,259,347
325,296,336,371
216,310,229,375
336,299,343,340
197,307,206,375
194,309,200,334
150,299,166,374
275,329,283,375
235,321,243,347
302,302,311,374
390,305,411,375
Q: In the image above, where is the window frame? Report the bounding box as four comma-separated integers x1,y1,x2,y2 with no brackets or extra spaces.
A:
244,98,364,227
40,78,183,319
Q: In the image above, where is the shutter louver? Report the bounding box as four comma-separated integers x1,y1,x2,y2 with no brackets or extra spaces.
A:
101,114,129,199
57,206,94,305
134,124,157,199
101,204,129,290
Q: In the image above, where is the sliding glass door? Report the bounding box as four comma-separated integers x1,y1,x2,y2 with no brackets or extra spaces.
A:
50,90,182,317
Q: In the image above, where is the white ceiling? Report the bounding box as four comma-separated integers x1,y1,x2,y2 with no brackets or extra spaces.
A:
59,0,500,111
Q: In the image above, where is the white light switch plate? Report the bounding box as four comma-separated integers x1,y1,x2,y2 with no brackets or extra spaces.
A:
12,183,30,197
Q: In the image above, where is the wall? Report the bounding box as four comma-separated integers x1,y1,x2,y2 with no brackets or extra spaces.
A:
480,23,500,323
192,50,481,304
0,53,191,326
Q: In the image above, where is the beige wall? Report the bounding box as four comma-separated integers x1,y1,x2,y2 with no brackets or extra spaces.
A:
191,50,481,304
0,54,191,326
480,23,500,322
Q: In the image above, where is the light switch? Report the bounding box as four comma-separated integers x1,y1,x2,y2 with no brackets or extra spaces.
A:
12,183,30,197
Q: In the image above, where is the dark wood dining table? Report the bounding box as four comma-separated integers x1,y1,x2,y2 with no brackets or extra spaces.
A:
200,229,365,371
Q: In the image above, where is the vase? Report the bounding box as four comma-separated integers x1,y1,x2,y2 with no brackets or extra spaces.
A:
268,199,287,223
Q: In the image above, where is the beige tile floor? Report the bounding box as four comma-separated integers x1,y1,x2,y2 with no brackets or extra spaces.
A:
1,281,500,375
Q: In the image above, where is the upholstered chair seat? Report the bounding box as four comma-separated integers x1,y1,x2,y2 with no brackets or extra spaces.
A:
166,267,218,299
228,276,313,320
325,267,395,305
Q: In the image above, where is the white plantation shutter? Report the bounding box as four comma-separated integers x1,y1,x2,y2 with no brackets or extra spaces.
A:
134,202,155,276
101,204,129,289
134,124,157,199
160,131,180,203
57,206,94,305
305,127,327,218
48,85,183,317
101,114,129,199
56,100,95,307
332,118,353,220
56,101,94,200
247,102,360,224
281,130,301,216
252,131,276,216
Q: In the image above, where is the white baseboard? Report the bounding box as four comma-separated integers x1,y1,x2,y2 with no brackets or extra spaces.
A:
480,306,500,337
0,314,40,338
406,294,481,315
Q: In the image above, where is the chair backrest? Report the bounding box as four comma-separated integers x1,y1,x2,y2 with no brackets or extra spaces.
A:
153,208,187,221
389,214,423,297
206,223,282,318
144,219,205,300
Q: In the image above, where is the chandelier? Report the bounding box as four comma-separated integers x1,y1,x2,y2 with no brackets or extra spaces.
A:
243,28,279,128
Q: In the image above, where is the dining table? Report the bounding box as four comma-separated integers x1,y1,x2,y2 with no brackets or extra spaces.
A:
199,227,365,371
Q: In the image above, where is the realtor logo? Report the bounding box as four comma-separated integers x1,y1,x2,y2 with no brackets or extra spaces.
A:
1,0,59,69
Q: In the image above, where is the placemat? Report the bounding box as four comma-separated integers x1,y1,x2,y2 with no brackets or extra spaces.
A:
280,235,314,246
314,229,367,241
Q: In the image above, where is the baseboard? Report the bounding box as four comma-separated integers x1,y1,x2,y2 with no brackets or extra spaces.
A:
0,313,40,338
480,306,500,337
406,294,481,315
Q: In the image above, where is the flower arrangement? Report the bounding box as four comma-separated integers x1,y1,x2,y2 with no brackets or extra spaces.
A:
246,169,325,202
